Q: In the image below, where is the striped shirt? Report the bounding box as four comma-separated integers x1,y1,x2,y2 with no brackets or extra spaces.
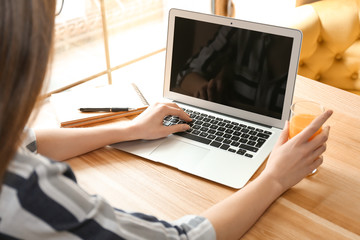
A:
0,129,216,240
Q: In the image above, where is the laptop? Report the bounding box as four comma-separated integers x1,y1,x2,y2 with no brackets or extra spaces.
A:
112,9,302,189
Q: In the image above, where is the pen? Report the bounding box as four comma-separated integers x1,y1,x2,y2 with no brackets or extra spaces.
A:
79,107,134,112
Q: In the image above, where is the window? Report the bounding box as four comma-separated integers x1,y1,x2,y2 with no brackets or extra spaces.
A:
49,0,211,94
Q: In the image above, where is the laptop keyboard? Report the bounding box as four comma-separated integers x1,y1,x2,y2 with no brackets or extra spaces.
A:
163,108,273,158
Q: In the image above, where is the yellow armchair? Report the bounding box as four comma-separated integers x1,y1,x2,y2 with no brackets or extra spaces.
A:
290,0,360,95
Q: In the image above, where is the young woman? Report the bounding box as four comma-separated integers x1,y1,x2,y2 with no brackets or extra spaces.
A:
0,1,332,239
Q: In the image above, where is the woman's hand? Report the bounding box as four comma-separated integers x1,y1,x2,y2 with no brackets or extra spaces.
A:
128,102,192,140
263,109,333,193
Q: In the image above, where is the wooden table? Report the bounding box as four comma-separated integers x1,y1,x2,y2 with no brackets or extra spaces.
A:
61,75,360,239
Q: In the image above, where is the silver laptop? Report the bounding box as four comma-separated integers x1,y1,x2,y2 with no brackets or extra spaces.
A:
112,9,302,189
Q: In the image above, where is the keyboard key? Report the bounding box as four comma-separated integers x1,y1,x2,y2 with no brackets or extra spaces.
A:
192,130,201,135
233,126,242,131
200,132,208,138
231,136,240,141
240,144,258,152
194,120,203,125
215,136,224,142
245,153,253,158
237,149,246,155
207,134,216,140
193,125,201,130
163,121,172,126
210,141,221,147
249,131,257,135
257,133,270,139
171,119,180,124
228,148,236,153
203,122,211,127
208,129,216,134
215,131,224,137
218,126,226,132
223,133,232,139
225,129,234,134
249,136,258,141
255,142,264,148
241,133,250,139
233,131,241,136
175,132,211,144
239,138,247,143
218,122,226,127
220,144,230,150
200,127,208,132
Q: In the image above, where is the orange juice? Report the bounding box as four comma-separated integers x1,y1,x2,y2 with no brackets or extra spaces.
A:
289,114,322,140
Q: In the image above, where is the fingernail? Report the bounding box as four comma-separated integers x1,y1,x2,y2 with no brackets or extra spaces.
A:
184,125,190,130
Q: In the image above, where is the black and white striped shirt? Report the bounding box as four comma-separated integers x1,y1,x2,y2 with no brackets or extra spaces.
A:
0,129,215,240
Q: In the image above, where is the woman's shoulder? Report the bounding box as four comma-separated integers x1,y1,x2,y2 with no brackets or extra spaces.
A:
5,142,77,190
5,127,77,188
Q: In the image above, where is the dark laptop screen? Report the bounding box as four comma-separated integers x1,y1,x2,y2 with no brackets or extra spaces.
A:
169,17,294,119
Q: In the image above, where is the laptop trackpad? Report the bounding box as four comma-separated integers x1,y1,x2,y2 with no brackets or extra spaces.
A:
149,139,209,170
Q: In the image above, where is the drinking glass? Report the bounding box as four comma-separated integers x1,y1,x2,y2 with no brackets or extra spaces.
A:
289,101,325,175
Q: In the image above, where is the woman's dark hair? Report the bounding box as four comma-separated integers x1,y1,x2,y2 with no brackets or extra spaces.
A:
0,0,56,183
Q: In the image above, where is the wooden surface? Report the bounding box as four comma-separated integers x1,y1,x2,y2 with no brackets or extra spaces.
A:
62,75,360,239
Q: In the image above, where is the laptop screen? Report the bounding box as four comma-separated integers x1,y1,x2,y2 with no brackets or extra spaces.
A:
169,17,294,120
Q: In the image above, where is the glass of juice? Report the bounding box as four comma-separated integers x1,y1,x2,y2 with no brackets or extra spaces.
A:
289,101,325,175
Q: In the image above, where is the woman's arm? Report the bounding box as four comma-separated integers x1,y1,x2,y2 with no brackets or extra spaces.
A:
202,110,332,240
35,102,191,161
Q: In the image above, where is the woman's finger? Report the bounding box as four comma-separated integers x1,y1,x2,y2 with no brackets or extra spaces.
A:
304,125,330,150
304,143,327,164
295,110,333,143
307,156,324,175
